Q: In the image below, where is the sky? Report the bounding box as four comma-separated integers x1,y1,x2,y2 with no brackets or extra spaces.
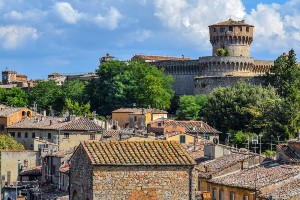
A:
0,0,299,79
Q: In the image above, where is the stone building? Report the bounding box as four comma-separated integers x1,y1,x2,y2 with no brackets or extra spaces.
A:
133,19,275,95
69,140,196,200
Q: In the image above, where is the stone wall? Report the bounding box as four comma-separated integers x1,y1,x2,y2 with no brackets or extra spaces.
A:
194,76,266,94
69,145,93,200
92,165,194,200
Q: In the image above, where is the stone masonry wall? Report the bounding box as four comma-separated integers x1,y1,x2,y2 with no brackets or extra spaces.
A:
92,165,194,200
69,145,93,200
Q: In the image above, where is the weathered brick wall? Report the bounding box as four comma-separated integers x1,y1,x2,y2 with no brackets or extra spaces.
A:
69,145,93,200
93,165,194,200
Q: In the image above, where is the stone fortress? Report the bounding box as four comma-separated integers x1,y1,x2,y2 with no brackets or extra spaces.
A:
132,19,274,95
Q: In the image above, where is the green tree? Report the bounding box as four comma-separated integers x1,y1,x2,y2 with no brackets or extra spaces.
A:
64,98,92,116
27,81,65,114
63,80,87,102
4,87,27,107
216,48,230,56
176,95,208,120
232,131,256,148
204,81,279,135
94,59,174,116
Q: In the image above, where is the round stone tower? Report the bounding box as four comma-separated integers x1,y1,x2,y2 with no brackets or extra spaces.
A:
209,19,254,57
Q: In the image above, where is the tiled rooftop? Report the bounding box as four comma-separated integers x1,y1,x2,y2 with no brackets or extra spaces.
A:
209,162,300,190
195,152,252,178
112,108,167,114
59,117,103,131
0,107,27,117
20,166,41,176
150,119,221,134
259,177,300,200
82,140,196,166
133,55,192,61
209,19,253,27
102,130,133,141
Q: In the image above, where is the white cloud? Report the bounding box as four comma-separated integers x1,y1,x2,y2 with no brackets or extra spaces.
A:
3,9,47,22
53,2,84,24
94,7,122,30
0,25,38,49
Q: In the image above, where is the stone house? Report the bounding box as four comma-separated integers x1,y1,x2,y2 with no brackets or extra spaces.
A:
112,108,168,129
70,140,196,200
207,162,300,200
0,106,33,132
148,119,221,142
7,116,104,150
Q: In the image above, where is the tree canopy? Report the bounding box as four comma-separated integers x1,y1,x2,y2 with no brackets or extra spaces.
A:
90,59,174,116
176,95,208,120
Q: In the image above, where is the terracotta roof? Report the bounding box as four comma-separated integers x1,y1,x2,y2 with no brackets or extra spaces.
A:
7,116,67,130
102,130,133,140
208,162,300,190
112,108,167,114
82,140,196,166
259,177,300,200
59,117,103,131
209,19,253,27
0,107,27,117
150,119,221,134
133,55,192,61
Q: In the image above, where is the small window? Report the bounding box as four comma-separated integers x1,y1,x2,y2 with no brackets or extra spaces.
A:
0,124,4,131
246,27,249,32
198,179,201,191
10,132,15,137
244,196,249,200
229,26,233,31
158,122,162,127
240,27,242,31
89,134,95,140
64,133,69,139
219,190,224,200
213,28,216,32
48,133,51,139
18,132,21,138
32,132,35,138
134,116,137,122
207,183,210,191
25,132,28,138
180,135,186,143
212,189,217,200
203,135,210,140
220,28,224,32
230,192,235,200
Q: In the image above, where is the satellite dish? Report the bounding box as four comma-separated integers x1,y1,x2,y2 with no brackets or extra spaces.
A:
213,137,219,144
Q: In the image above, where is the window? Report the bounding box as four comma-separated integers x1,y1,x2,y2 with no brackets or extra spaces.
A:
25,132,28,138
10,132,15,137
220,28,224,32
62,175,65,186
240,27,242,31
180,135,186,143
134,116,137,122
89,134,95,140
0,124,4,131
246,27,249,32
219,190,224,200
18,132,21,138
230,192,235,200
244,196,249,200
207,183,210,191
64,133,69,139
213,28,216,32
198,180,201,191
48,133,51,139
212,189,217,200
32,132,35,138
158,122,162,127
52,165,56,174
203,135,210,140
229,26,233,31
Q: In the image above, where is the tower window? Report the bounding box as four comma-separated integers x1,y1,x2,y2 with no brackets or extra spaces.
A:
246,27,249,32
220,28,224,33
240,27,242,31
229,26,233,31
213,28,216,32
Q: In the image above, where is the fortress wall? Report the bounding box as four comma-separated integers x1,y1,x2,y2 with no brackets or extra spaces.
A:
172,74,196,95
194,76,266,95
252,60,274,74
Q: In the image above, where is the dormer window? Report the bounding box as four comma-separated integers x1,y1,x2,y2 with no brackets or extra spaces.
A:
229,26,233,31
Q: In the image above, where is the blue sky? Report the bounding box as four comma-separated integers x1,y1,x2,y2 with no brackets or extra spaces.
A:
0,0,299,79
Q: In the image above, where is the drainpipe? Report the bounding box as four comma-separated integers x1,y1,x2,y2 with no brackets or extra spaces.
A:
189,167,193,200
58,129,60,151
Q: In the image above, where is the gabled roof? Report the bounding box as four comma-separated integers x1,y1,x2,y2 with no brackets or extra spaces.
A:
112,108,168,114
59,117,103,131
209,19,253,27
81,140,196,166
0,107,28,117
208,162,300,190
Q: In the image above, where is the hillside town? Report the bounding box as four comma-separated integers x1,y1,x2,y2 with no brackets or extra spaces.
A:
0,18,300,200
